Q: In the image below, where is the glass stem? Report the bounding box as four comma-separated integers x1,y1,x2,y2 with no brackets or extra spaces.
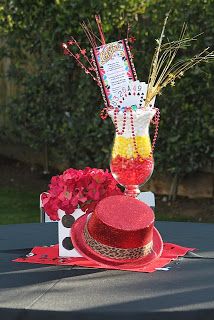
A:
124,185,140,198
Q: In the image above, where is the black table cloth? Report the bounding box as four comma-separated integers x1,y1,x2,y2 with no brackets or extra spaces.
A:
0,221,214,320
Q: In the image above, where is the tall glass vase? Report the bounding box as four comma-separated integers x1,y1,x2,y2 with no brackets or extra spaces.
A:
109,107,157,198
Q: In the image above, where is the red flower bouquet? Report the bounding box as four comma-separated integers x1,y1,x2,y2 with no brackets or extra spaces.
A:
41,167,122,221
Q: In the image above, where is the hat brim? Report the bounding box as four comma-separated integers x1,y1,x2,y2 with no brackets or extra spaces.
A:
71,213,163,269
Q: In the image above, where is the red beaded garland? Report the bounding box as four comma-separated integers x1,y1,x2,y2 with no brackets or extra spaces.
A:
113,108,127,135
100,107,108,120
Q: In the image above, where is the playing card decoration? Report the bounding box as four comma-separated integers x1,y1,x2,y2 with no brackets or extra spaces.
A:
110,80,156,111
91,39,137,108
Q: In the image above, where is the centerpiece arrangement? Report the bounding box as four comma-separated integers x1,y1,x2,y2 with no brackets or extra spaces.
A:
15,13,213,272
62,13,213,197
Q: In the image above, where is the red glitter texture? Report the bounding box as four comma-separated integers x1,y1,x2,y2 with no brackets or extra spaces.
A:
110,156,154,186
88,195,154,248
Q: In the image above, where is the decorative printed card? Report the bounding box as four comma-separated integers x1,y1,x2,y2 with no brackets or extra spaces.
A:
92,39,137,107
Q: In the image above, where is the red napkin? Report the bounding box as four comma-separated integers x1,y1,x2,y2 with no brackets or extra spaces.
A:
14,243,195,273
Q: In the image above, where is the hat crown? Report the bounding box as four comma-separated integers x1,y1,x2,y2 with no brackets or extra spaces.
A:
95,195,154,231
87,195,154,249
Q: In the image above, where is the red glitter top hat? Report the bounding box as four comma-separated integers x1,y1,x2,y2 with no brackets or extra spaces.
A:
71,195,163,267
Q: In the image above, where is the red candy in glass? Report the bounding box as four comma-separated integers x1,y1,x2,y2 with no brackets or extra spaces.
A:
111,155,154,186
109,108,159,198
